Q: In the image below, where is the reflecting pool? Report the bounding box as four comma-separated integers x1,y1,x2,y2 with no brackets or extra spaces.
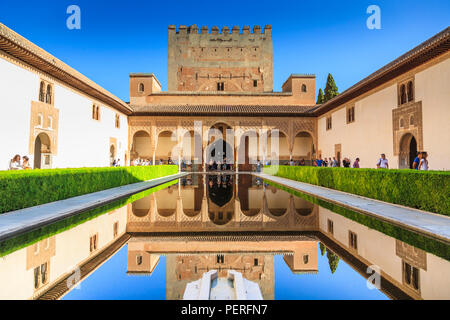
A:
0,174,448,300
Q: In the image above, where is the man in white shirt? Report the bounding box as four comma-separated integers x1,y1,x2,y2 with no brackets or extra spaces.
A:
376,154,389,169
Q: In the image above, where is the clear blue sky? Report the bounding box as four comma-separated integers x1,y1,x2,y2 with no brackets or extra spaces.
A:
63,245,388,300
1,0,449,102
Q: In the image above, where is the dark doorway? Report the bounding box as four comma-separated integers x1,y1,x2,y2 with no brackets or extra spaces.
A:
34,136,42,169
409,136,417,169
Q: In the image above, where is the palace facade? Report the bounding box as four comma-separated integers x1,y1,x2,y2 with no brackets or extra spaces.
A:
0,23,449,170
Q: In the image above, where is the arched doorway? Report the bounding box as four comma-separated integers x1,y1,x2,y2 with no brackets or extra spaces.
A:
238,131,259,171
181,130,202,171
34,133,51,169
266,130,289,165
156,131,178,164
131,131,151,162
292,131,314,165
110,145,116,166
206,123,233,170
399,133,417,169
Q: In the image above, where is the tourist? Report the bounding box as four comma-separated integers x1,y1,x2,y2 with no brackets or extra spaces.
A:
22,156,32,170
323,158,328,167
343,157,351,168
300,159,305,166
376,154,389,169
8,154,22,170
315,157,323,167
353,158,360,168
412,151,422,170
331,157,338,167
419,152,429,171
159,159,163,165
256,160,262,172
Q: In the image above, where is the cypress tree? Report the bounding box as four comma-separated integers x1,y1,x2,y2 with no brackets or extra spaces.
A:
316,88,325,104
326,249,340,274
324,73,339,102
319,243,326,256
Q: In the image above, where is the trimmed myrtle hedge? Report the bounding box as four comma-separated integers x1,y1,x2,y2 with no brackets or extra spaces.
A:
0,165,178,214
264,165,450,215
266,180,450,261
0,179,177,257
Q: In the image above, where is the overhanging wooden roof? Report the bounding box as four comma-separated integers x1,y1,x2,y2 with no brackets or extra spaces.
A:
0,23,132,115
130,104,318,117
313,27,450,116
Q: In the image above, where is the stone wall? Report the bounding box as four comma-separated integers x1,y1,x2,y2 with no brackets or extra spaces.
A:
168,25,273,93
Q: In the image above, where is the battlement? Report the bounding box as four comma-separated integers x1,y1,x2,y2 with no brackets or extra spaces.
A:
168,24,272,36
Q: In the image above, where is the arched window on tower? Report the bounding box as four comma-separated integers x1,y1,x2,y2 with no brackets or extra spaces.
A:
39,81,45,102
302,84,307,92
400,84,407,105
407,81,414,102
139,83,144,92
45,84,52,104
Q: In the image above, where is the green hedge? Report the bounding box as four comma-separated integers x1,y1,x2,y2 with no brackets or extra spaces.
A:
266,180,450,261
264,165,450,215
0,165,178,214
0,179,177,258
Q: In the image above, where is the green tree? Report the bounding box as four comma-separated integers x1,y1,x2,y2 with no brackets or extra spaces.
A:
316,88,325,104
326,249,340,274
324,73,339,102
320,243,326,256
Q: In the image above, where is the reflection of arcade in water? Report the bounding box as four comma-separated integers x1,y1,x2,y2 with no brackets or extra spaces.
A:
127,174,318,233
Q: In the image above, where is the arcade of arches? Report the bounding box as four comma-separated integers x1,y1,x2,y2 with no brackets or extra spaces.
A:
126,174,319,233
129,117,317,171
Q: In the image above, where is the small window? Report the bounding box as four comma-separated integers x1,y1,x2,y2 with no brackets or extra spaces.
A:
39,81,45,102
89,234,98,253
327,219,334,235
303,255,309,264
92,105,101,121
349,231,358,250
45,84,52,104
113,222,118,238
253,80,258,87
400,84,407,105
407,81,414,102
48,116,53,129
136,255,143,266
347,106,355,124
410,115,414,126
326,116,332,131
115,114,120,129
217,82,224,91
301,84,307,92
400,118,405,128
403,261,420,291
254,258,259,266
139,83,145,92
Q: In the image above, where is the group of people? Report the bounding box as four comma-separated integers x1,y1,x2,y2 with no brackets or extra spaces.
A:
207,159,233,171
111,159,122,167
132,158,152,166
8,154,32,170
306,157,361,168
412,151,429,171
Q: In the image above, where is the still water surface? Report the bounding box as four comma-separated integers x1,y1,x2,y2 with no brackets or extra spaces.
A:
0,174,448,300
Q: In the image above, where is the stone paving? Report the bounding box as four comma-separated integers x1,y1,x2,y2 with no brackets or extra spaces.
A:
255,173,450,243
0,172,188,242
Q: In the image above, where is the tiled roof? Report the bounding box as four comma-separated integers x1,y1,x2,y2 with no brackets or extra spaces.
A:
131,104,318,116
0,23,132,115
314,27,450,116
